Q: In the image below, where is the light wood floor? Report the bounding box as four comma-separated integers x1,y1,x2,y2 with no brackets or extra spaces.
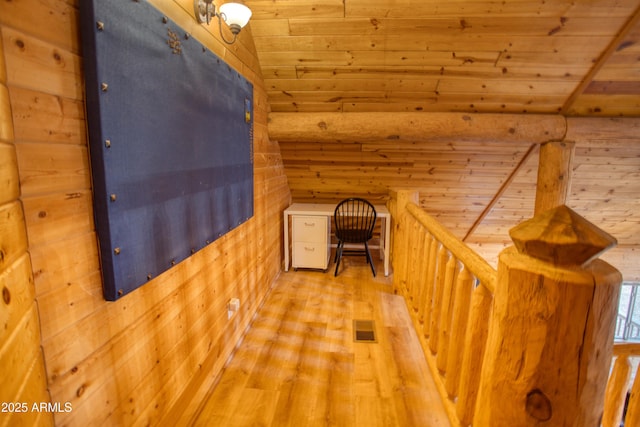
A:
193,256,450,426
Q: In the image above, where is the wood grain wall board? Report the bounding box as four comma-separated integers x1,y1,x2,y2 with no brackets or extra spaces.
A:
0,24,52,425
2,0,291,424
253,35,613,54
341,100,560,115
2,28,83,99
15,142,90,195
21,191,94,247
344,0,638,18
35,270,103,340
265,78,440,92
0,201,28,271
283,17,629,37
272,92,562,107
567,95,640,116
243,0,345,19
286,64,595,80
267,88,572,102
0,143,19,204
9,87,86,146
0,254,35,350
0,86,13,141
495,49,607,67
594,65,640,81
584,81,640,95
258,50,502,67
1,352,52,427
0,0,81,53
29,231,100,297
0,303,46,408
566,117,640,139
594,51,640,68
436,79,580,95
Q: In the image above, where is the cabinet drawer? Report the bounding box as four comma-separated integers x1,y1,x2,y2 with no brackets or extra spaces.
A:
292,242,329,269
292,216,327,243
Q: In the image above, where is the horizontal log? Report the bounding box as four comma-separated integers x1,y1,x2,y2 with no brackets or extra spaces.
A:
612,342,640,357
268,112,567,143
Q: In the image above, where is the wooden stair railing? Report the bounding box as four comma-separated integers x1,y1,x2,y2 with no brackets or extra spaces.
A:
604,342,640,427
389,189,623,426
389,190,497,426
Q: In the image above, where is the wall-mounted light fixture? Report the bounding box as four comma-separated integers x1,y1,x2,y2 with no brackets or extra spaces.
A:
194,1,252,45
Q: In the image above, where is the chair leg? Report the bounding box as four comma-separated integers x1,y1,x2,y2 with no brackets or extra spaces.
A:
364,241,376,277
334,241,343,276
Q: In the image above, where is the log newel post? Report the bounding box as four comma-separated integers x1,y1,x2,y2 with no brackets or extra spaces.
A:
474,204,622,426
388,189,419,294
534,140,575,215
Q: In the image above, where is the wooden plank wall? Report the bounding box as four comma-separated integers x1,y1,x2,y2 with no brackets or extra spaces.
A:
0,0,291,425
280,137,533,232
567,117,640,282
278,115,640,282
0,27,53,427
466,117,640,281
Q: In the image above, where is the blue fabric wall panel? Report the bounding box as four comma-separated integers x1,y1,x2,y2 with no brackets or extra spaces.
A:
80,0,253,301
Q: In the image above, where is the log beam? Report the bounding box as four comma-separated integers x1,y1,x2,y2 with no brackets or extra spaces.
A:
268,112,567,143
534,140,575,215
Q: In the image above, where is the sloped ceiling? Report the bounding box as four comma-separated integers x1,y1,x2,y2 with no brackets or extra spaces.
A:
246,0,640,115
239,0,640,280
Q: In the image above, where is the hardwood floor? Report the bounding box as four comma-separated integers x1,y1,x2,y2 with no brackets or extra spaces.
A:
193,256,450,426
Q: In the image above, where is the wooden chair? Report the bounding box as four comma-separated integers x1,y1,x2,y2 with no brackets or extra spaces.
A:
333,198,377,277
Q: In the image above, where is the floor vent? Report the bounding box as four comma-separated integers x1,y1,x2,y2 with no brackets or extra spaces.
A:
353,319,377,343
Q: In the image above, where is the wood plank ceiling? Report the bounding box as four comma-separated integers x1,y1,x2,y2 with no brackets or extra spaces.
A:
240,0,640,280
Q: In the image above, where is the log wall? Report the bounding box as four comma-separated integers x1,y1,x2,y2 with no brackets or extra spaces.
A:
0,23,53,427
0,0,291,424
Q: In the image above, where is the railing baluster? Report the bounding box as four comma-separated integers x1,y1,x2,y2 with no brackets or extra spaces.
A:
456,283,492,426
625,367,640,427
419,237,438,336
436,255,458,373
409,218,425,312
399,212,413,294
429,245,449,353
414,233,431,324
603,355,631,427
445,266,473,398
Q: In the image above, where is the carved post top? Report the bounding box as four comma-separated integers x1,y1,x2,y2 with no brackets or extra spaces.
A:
387,189,419,213
509,204,617,266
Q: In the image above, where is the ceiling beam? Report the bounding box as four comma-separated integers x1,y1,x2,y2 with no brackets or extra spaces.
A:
268,112,566,143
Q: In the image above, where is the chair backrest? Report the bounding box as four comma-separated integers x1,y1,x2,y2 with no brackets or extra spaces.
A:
334,198,377,243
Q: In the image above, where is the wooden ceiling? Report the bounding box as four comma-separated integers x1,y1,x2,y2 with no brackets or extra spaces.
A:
239,0,640,280
245,0,640,115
